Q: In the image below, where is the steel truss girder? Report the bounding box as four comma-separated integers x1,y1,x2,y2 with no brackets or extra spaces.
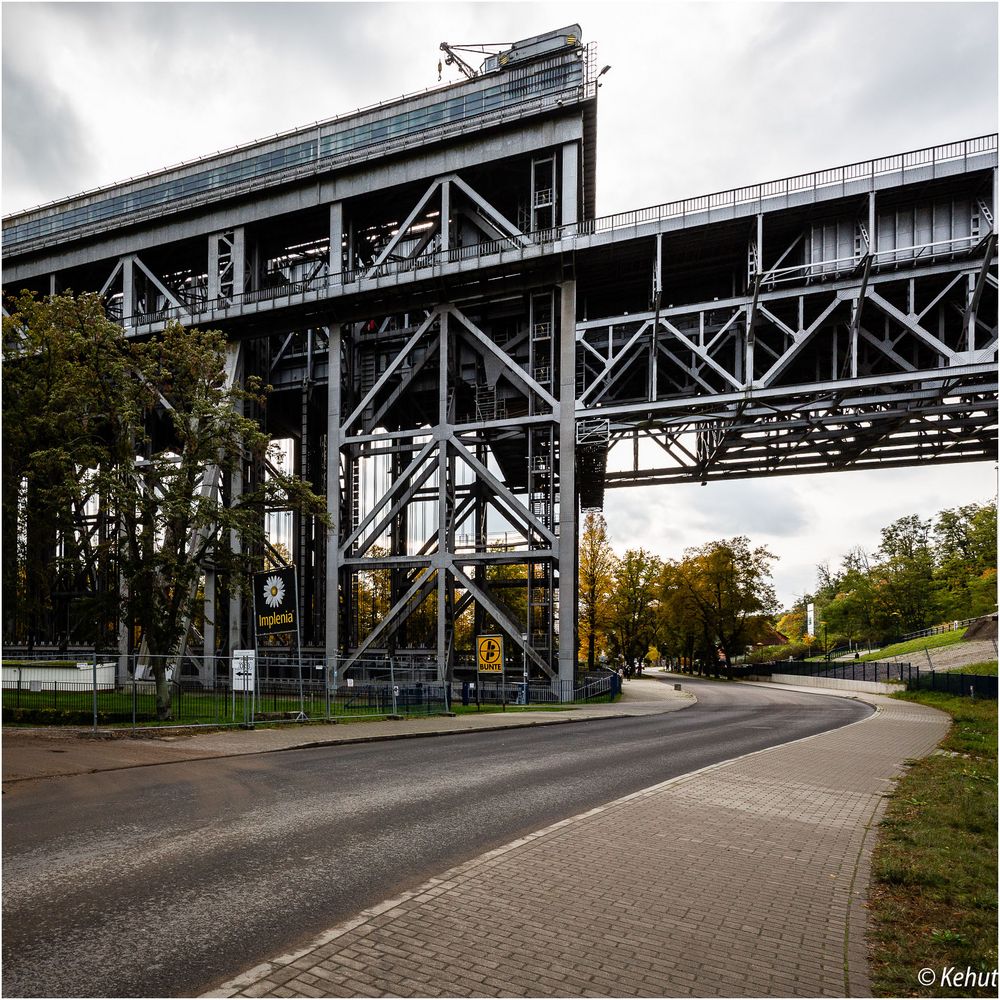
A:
577,255,996,400
328,295,570,683
598,371,997,485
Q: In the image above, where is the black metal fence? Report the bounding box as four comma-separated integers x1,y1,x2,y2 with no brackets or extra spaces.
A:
748,661,919,684
743,660,996,699
454,672,620,707
906,671,998,700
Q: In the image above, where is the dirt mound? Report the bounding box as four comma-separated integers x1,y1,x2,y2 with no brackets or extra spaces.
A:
963,615,998,642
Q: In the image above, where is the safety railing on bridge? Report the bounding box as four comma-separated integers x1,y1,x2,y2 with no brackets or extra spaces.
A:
586,133,998,234
123,133,998,332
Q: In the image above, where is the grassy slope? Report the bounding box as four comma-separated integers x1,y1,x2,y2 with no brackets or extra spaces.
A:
958,660,999,677
868,691,998,997
857,629,970,662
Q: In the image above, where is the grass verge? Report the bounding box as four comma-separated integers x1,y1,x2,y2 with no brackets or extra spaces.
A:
957,660,999,677
867,690,998,997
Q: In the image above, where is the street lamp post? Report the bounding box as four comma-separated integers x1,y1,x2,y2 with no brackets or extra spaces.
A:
521,632,529,705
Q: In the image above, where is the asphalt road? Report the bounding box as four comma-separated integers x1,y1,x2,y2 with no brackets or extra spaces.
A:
2,679,871,998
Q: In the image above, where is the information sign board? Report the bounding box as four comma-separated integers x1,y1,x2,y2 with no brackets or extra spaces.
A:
232,650,256,692
253,568,298,637
477,635,504,674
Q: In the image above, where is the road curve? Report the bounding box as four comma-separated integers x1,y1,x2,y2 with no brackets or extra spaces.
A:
2,678,871,998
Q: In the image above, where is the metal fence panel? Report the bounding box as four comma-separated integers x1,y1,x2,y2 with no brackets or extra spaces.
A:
745,660,996,699
3,648,623,730
907,671,997,700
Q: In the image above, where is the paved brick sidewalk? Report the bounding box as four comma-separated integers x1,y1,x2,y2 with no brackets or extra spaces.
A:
207,695,948,999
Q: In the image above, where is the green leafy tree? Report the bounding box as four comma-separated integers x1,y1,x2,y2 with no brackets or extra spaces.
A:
2,292,127,647
820,548,880,648
874,514,939,634
933,500,998,619
3,292,327,719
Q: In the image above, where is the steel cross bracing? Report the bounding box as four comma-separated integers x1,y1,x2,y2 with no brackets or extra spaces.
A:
575,250,997,491
2,29,996,689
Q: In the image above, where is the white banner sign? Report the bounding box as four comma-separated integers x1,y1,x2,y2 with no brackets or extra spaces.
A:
806,603,815,637
232,650,256,692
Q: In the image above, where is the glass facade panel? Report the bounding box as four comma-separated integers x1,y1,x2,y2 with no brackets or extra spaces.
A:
4,51,584,249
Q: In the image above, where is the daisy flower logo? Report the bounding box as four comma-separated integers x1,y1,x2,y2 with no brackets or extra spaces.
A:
263,574,286,609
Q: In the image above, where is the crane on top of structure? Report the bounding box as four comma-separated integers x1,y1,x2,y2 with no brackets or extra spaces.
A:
438,40,510,80
438,25,584,81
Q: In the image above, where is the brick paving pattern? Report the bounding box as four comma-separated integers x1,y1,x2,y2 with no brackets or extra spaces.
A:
207,696,948,998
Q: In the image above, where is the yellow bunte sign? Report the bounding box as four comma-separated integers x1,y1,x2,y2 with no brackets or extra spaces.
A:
477,635,504,673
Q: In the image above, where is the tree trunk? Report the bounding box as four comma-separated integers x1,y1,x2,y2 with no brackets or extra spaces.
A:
587,631,595,672
151,659,173,721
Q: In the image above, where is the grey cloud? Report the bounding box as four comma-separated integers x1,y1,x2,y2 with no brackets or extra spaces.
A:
604,477,809,562
687,482,809,540
2,59,97,210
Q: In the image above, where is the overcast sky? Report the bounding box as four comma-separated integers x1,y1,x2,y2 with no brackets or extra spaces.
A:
3,1,997,606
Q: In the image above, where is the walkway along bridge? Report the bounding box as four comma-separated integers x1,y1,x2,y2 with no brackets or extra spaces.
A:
3,25,997,692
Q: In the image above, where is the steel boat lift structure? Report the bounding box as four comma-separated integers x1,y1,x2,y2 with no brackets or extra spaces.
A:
3,25,997,693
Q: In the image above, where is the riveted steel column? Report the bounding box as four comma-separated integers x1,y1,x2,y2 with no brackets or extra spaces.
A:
329,203,343,279
121,255,134,330
558,280,577,695
436,311,449,680
561,142,578,232
325,323,343,671
440,181,451,252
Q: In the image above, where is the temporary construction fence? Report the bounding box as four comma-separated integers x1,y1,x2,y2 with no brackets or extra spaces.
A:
2,651,622,731
2,674,450,730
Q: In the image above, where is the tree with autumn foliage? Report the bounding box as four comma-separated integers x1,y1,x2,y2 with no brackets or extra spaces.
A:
578,510,617,670
661,537,779,677
607,548,662,669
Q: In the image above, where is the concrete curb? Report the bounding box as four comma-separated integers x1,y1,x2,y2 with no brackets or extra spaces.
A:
205,698,884,998
2,692,697,785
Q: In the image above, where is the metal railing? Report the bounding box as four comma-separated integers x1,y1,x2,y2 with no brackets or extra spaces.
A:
907,670,997,699
121,133,998,333
454,671,620,706
590,135,997,233
898,617,980,642
745,660,918,684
